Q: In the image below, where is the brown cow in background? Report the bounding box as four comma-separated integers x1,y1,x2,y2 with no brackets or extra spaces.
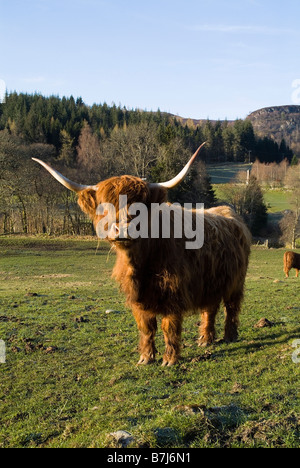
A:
33,145,251,366
284,251,300,278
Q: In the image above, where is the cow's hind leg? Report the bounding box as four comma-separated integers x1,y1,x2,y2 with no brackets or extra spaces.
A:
198,303,220,347
296,269,299,278
284,267,290,278
161,314,182,366
132,306,157,365
224,293,243,343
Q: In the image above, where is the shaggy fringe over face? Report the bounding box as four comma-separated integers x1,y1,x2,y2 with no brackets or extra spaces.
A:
76,176,252,366
284,251,300,278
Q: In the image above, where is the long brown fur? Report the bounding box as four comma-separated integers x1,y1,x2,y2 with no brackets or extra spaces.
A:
284,251,300,278
77,176,251,366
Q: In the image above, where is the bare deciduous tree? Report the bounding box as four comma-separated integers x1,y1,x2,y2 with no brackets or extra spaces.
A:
281,165,300,248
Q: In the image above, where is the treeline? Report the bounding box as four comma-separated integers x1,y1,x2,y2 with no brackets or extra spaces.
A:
0,92,294,165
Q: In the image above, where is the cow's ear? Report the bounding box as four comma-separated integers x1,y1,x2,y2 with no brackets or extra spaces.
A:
78,188,98,218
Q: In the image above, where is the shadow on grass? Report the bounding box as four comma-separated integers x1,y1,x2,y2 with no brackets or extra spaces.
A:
200,325,300,360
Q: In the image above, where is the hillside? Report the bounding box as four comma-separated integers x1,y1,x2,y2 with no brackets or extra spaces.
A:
247,105,300,155
170,105,300,156
167,114,234,128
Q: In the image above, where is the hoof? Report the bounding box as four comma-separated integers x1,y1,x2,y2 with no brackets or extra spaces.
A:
137,356,155,366
162,357,179,367
198,335,215,347
224,333,238,344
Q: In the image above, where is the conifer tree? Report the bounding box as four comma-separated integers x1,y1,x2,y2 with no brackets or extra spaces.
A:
58,130,75,167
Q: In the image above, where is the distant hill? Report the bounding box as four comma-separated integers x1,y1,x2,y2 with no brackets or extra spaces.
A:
167,113,234,128
247,105,300,156
169,105,300,156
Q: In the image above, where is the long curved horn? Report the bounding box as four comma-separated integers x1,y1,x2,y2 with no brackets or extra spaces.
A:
151,142,206,189
32,158,98,193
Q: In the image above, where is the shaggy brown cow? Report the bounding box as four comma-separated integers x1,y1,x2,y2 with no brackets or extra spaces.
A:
33,145,251,366
284,251,300,278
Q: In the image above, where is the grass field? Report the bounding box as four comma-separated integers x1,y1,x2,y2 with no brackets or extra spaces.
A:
262,189,292,214
0,237,299,448
206,163,252,185
213,184,292,213
208,163,294,222
213,183,294,237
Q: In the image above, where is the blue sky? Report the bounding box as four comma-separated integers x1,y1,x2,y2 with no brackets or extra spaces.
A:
1,0,300,120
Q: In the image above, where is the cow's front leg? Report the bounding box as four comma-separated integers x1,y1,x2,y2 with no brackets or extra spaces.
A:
161,314,182,366
132,306,157,365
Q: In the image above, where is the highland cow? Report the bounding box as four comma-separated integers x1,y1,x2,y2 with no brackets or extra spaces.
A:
284,251,300,278
33,144,251,366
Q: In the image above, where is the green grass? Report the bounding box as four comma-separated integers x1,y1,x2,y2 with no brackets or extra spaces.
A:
262,189,292,213
0,237,299,448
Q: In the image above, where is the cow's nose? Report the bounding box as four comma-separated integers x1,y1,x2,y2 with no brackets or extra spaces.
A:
109,223,130,241
110,223,120,239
